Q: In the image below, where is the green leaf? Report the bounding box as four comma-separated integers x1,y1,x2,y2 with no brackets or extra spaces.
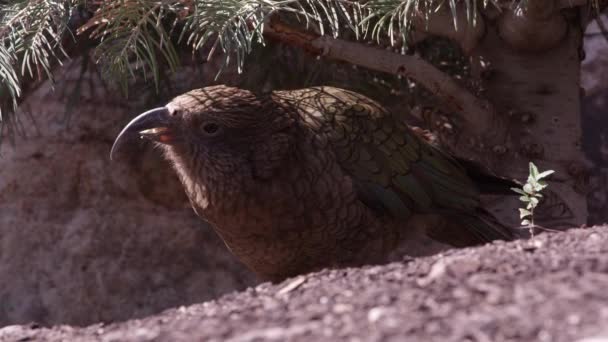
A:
519,196,530,202
537,170,555,179
519,208,531,219
0,0,73,118
511,187,526,195
521,219,531,226
523,183,534,195
529,197,539,206
529,162,539,179
532,182,545,192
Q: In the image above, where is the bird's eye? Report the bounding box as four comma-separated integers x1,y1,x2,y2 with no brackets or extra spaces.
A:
201,122,221,136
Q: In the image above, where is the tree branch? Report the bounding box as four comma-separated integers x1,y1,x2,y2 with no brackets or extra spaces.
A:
264,16,497,138
0,6,95,122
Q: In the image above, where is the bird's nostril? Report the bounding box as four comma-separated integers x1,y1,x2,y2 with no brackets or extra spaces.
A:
168,107,178,116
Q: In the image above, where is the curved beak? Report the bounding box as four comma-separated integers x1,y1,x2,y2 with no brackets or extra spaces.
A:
110,107,175,160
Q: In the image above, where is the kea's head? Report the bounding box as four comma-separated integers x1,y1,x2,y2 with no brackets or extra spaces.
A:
111,85,296,183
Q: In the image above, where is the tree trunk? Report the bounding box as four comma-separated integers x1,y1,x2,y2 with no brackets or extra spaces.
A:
465,10,590,231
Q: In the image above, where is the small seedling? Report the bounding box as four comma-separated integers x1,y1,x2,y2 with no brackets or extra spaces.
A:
511,162,555,238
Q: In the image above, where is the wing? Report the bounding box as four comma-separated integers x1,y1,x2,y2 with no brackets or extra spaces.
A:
283,86,482,220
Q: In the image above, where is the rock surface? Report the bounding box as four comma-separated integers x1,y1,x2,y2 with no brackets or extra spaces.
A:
0,60,256,326
583,17,608,225
2,226,608,342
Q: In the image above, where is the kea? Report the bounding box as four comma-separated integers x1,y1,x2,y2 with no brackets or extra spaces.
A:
111,85,515,281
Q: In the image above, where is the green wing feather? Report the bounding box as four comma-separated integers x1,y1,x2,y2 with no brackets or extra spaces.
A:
296,87,479,213
278,86,512,243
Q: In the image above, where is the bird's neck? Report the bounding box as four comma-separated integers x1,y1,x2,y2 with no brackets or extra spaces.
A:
164,147,250,222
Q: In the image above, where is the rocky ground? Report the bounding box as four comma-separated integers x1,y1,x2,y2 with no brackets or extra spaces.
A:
2,226,608,342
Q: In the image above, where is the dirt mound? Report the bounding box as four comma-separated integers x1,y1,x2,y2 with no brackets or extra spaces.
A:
2,226,608,342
